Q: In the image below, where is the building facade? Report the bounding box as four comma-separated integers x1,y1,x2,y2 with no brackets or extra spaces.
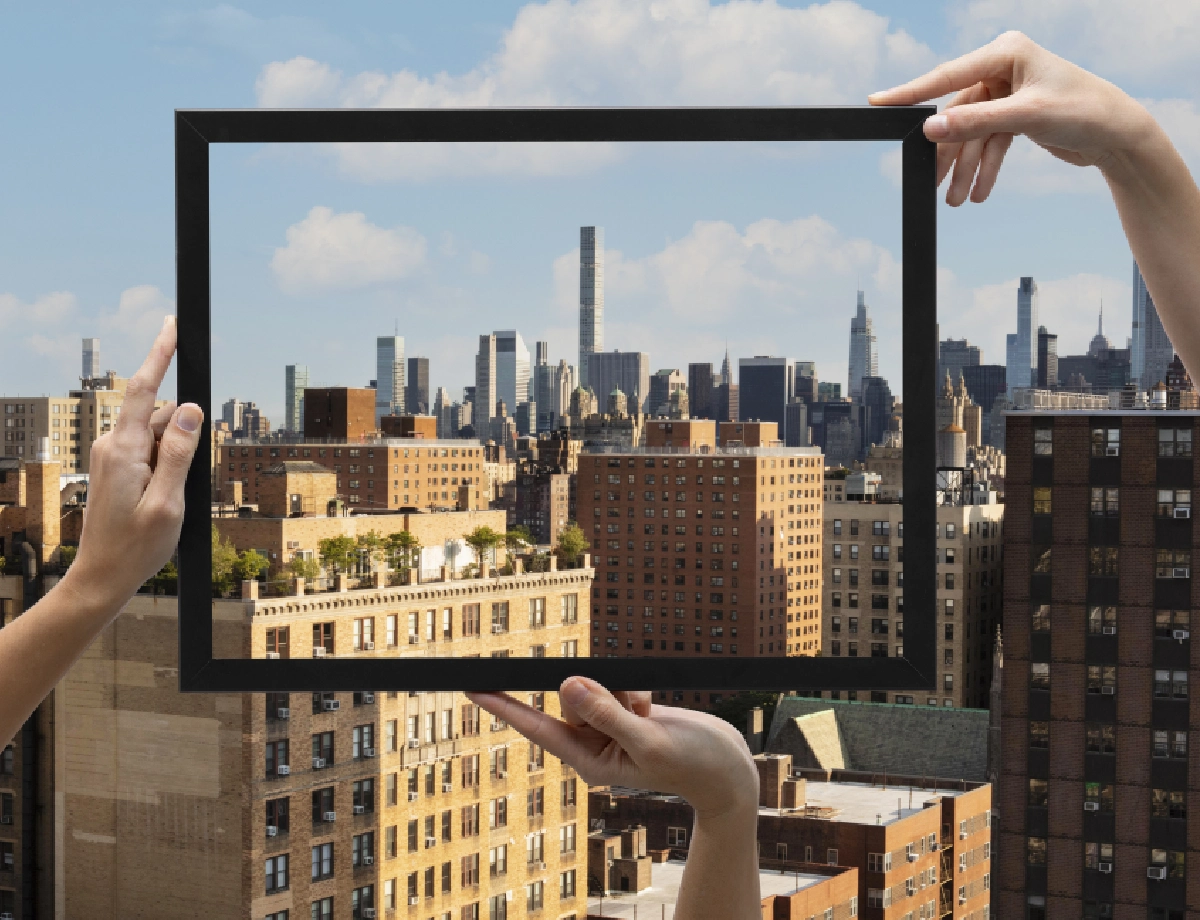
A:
375,336,406,424
848,292,878,401
999,410,1200,919
286,365,310,434
578,227,604,391
583,353,650,417
738,357,789,435
406,357,430,416
494,331,532,417
1133,260,1175,391
1008,278,1039,396
576,444,825,682
302,388,377,443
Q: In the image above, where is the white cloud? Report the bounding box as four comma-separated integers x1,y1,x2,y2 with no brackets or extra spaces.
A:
948,0,1200,83
270,206,428,293
0,290,77,328
254,0,937,180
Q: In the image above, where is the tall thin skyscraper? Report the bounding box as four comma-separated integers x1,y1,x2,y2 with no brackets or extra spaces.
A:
494,330,532,412
1132,259,1174,389
578,226,604,390
535,341,549,366
82,338,100,379
285,364,309,433
847,291,878,400
688,363,715,419
1007,277,1038,395
406,356,429,415
475,334,498,424
375,336,405,423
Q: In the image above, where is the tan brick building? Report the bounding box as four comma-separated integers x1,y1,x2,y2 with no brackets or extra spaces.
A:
215,439,488,512
575,444,825,695
817,496,1004,709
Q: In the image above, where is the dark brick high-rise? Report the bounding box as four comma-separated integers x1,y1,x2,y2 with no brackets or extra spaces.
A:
1000,410,1199,920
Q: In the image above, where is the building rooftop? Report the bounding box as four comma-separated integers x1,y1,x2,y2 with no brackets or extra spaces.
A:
799,780,964,827
582,445,822,456
1005,408,1200,416
586,859,827,918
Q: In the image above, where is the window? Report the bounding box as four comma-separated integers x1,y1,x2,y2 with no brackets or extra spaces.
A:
352,778,375,812
265,854,289,893
1031,604,1050,632
1091,427,1120,457
1089,487,1119,515
1086,665,1116,695
1156,549,1191,578
489,844,508,878
1084,841,1113,871
1152,729,1187,759
311,842,334,880
1158,488,1192,518
559,869,576,900
1084,782,1114,813
1159,427,1193,457
1030,662,1049,691
1155,609,1190,638
1033,548,1051,574
352,831,375,866
265,740,289,777
1085,722,1116,754
1088,546,1118,577
1026,837,1047,865
1151,788,1186,820
311,898,333,920
1087,606,1116,635
1150,848,1186,880
312,787,335,823
561,778,576,808
1033,487,1052,515
266,797,290,833
1154,669,1188,698
1028,778,1048,807
1033,428,1052,456
463,604,480,637
1029,721,1048,748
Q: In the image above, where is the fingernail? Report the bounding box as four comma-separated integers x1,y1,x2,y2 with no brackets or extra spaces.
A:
561,678,589,706
163,315,175,328
925,114,949,139
177,405,202,432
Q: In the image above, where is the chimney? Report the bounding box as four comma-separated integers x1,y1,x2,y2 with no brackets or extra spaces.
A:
26,437,62,567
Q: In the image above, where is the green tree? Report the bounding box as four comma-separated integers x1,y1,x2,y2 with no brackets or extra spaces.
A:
151,560,178,595
385,530,421,584
211,524,238,597
464,526,504,573
233,549,270,584
555,523,588,567
709,691,782,738
505,526,533,553
357,530,386,574
286,554,321,581
59,545,78,569
318,535,357,575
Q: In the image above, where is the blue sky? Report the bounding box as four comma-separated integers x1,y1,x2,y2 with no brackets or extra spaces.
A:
2,1,1198,422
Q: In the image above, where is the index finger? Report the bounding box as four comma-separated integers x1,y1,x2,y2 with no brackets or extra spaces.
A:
115,315,177,435
868,33,1022,106
466,690,599,765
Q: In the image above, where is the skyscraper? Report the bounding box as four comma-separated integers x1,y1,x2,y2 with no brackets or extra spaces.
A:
939,338,981,386
847,291,878,400
584,351,650,414
82,338,100,379
405,356,429,415
578,226,604,390
475,334,497,424
1007,277,1038,395
858,375,894,450
738,357,789,433
494,329,532,412
687,363,715,419
374,335,405,423
1036,327,1057,389
284,364,308,433
1132,259,1175,389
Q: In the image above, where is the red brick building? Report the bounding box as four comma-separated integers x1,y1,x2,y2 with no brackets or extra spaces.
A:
302,387,377,441
1000,410,1199,919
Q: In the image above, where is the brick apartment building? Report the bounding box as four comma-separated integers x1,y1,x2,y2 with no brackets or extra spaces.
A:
591,750,992,920
0,449,593,919
574,419,825,684
1000,410,1200,919
818,495,1004,709
215,438,488,512
303,386,378,441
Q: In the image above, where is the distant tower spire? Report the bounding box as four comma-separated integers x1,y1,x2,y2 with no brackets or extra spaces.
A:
1098,299,1104,337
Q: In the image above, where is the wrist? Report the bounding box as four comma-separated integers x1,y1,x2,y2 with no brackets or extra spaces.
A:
1096,99,1170,187
56,563,127,624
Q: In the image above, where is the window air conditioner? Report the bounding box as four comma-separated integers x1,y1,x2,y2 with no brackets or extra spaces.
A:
363,692,375,703
1148,866,1167,880
354,805,366,815
363,748,376,758
1175,506,1191,518
409,897,420,906
1105,446,1119,456
363,856,374,866
1083,802,1099,811
408,635,420,644
362,909,376,918
426,836,437,847
266,825,278,836
1100,686,1115,695
1173,567,1190,579
1097,862,1112,874
323,811,337,822
276,765,290,776
492,624,505,634
497,771,507,779
408,739,421,749
958,893,966,904
323,700,340,711
907,852,918,862
266,651,280,659
363,640,375,650
537,861,547,871
1,913,13,920
1174,629,1191,640
409,791,420,801
443,782,454,792
1101,626,1116,635
277,707,290,719
313,646,327,657
313,758,326,770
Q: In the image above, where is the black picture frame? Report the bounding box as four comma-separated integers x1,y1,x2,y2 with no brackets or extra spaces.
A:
176,105,937,692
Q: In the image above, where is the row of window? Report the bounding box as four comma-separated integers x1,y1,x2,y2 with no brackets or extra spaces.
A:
1027,837,1185,878
1029,663,1188,697
1031,546,1193,578
1034,426,1193,457
1030,605,1190,636
1033,485,1192,518
1029,778,1185,818
1032,722,1188,758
